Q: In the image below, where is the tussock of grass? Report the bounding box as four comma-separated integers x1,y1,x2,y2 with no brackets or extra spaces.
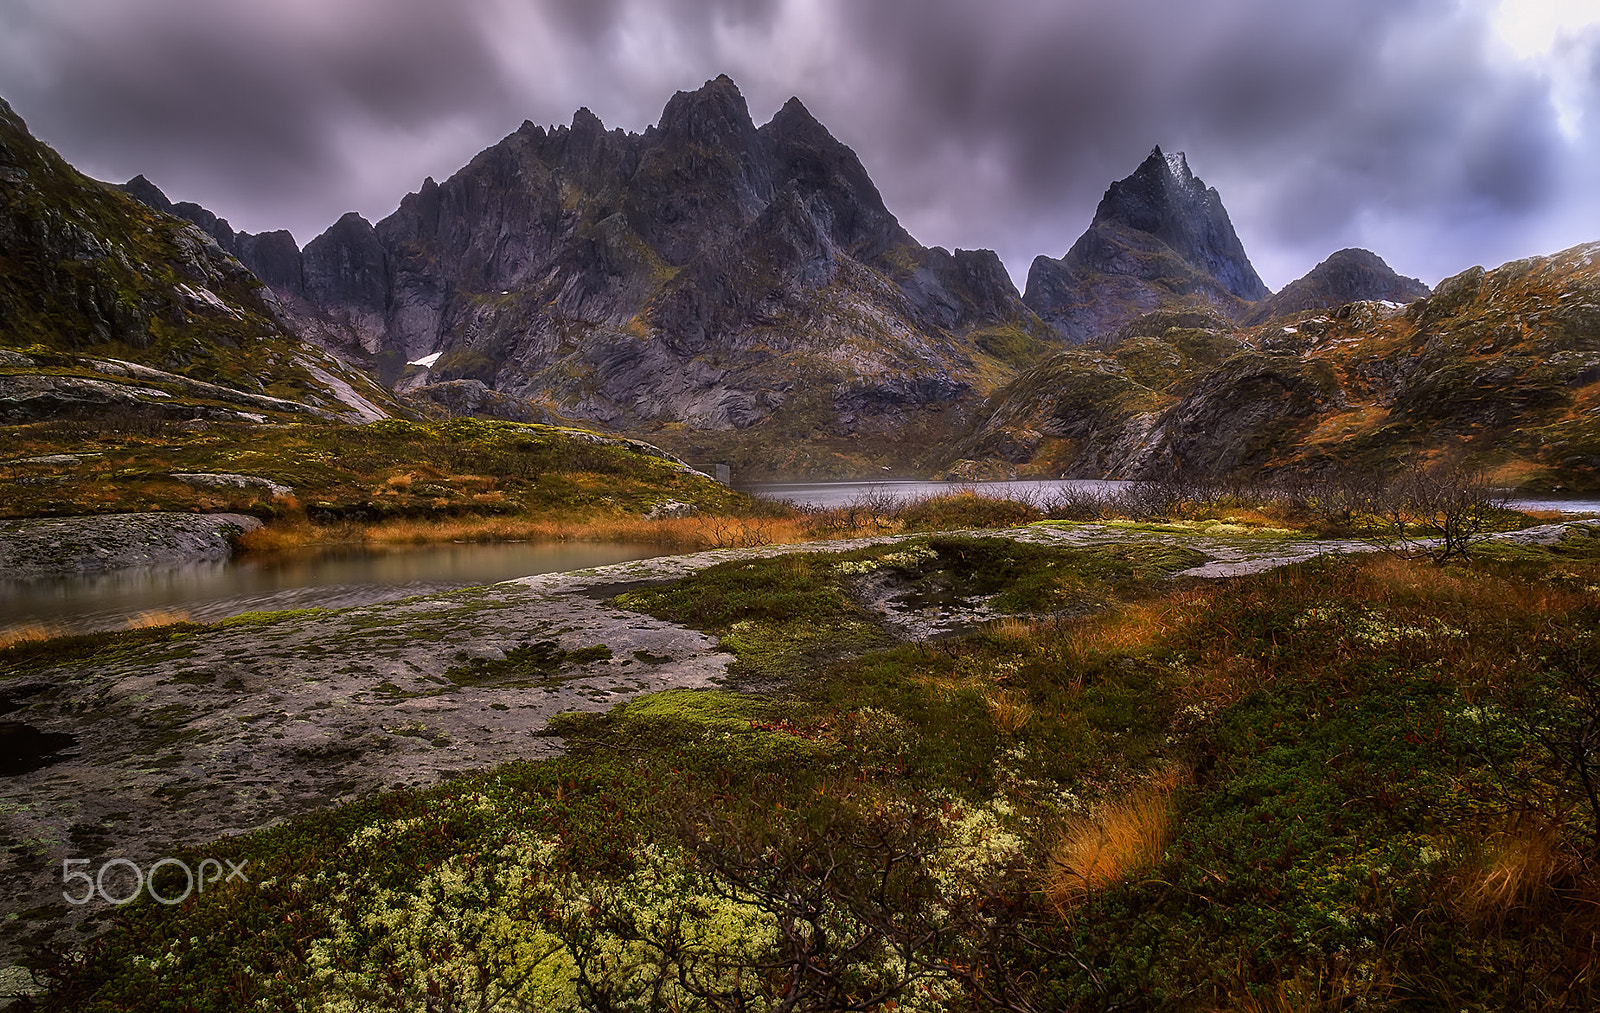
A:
981,687,1034,735
1046,775,1181,910
0,621,64,649
122,608,192,630
1457,819,1575,924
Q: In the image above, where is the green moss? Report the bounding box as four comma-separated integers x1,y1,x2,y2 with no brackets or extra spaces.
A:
0,623,203,680
443,641,612,686
615,551,894,682
970,323,1056,370
212,608,336,630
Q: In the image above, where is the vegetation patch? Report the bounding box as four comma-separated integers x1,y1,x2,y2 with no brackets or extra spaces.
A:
0,622,203,680
23,530,1600,1011
443,641,613,687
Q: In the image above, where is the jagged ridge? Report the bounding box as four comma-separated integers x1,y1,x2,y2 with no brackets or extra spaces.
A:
141,76,1054,468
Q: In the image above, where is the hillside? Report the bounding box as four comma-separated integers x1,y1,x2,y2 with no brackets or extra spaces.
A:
958,243,1600,491
0,98,400,425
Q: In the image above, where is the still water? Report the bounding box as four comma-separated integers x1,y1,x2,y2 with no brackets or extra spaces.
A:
743,478,1600,515
742,478,1128,509
0,541,667,637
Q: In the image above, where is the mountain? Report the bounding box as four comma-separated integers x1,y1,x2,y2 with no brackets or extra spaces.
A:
1244,248,1429,326
0,98,398,424
182,76,1054,475
956,243,1600,491
1023,147,1268,343
116,174,307,296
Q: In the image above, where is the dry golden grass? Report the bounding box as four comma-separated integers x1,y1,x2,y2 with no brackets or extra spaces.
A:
1217,963,1394,1013
990,616,1037,642
1046,773,1184,910
773,553,813,578
1457,819,1575,924
234,511,871,556
981,687,1034,735
0,622,65,648
1058,588,1214,660
123,609,193,629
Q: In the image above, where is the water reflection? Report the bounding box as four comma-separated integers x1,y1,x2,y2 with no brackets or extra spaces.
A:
0,541,667,636
742,478,1128,510
743,478,1600,516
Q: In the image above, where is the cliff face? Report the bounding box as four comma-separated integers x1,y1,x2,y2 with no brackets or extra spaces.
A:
200,76,1052,466
960,243,1600,492
1024,148,1268,343
0,100,399,423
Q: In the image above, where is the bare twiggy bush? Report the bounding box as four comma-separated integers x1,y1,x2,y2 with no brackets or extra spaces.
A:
1041,486,1117,521
1281,469,1387,534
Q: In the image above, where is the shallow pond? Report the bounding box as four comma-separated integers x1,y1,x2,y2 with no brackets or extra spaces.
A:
0,541,668,637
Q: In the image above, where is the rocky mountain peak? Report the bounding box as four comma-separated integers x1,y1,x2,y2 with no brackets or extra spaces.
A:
301,211,388,310
1090,147,1266,301
1093,146,1202,232
1024,146,1269,342
760,94,902,259
655,75,761,150
1243,247,1430,325
570,106,605,137
768,96,825,141
120,174,173,212
1159,147,1192,184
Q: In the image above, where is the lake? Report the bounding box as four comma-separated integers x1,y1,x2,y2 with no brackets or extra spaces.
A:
0,541,668,638
742,477,1600,515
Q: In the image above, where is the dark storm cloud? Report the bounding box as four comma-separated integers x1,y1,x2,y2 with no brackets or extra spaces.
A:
813,0,1572,283
0,0,518,242
0,0,1591,287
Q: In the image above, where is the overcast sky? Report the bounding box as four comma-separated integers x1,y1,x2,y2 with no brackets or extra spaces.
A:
3,0,1599,291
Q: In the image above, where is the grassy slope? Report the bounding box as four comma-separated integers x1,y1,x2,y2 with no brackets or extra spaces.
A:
19,528,1600,1010
0,416,753,539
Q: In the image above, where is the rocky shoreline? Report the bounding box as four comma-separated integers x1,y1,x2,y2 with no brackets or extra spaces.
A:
0,512,262,582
